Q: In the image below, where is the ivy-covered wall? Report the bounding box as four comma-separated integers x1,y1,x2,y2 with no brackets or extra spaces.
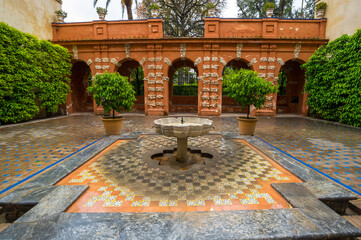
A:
0,22,71,124
303,29,361,127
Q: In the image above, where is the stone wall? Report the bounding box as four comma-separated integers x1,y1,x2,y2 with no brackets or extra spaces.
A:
316,0,361,40
0,0,62,40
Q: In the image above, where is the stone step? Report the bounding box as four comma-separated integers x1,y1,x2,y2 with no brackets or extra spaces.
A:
350,199,361,215
0,224,11,233
343,216,361,239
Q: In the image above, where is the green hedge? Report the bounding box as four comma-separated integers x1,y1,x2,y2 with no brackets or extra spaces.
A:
0,22,71,124
173,84,198,96
303,29,361,127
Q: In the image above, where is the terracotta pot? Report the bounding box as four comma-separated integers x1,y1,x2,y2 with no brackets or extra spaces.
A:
101,117,123,135
316,9,325,18
151,9,159,18
57,15,65,23
208,9,216,17
237,116,258,135
98,13,106,20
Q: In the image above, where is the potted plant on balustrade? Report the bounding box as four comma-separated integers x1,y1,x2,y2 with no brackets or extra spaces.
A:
223,68,277,135
315,2,327,18
96,7,108,20
55,10,67,23
206,3,216,17
87,72,136,135
264,2,275,18
149,3,160,18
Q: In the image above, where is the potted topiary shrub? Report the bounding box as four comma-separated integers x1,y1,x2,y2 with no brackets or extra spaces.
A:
87,72,136,135
55,10,67,23
149,3,160,18
223,68,278,135
315,2,327,18
96,7,108,20
264,2,275,18
206,3,216,17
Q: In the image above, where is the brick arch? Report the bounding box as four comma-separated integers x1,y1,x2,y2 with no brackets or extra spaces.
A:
167,58,199,113
68,60,93,114
221,58,253,75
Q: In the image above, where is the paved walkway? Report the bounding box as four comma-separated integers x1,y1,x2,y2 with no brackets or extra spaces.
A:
0,113,360,198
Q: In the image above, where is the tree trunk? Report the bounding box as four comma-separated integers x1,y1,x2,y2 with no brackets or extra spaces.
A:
279,0,285,18
126,3,133,20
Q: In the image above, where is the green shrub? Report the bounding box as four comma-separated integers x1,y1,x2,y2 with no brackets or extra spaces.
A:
173,83,198,96
223,68,277,118
303,29,361,127
0,22,71,124
264,2,276,11
87,72,136,118
316,2,327,10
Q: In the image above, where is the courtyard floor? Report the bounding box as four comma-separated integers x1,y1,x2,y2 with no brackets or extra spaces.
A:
1,113,360,198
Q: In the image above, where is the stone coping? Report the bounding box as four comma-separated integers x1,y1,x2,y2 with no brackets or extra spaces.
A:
0,132,360,239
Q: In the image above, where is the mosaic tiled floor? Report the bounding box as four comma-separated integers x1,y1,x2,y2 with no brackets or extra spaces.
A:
57,136,301,212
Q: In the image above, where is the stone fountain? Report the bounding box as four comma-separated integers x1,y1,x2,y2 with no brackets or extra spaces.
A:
153,117,213,162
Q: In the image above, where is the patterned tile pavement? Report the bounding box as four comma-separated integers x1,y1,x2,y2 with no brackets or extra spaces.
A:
0,113,360,200
57,136,301,212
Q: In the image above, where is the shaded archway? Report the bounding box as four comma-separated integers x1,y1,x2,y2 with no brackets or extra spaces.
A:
222,59,251,113
70,60,93,112
168,58,199,112
117,59,144,112
276,59,306,114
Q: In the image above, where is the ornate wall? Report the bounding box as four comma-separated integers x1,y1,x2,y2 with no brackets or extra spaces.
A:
0,0,62,40
52,17,327,116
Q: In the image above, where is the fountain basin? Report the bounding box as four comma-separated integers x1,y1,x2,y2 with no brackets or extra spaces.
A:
153,117,213,138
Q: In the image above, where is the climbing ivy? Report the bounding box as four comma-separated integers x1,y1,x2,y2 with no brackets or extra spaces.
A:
0,22,71,124
303,29,361,127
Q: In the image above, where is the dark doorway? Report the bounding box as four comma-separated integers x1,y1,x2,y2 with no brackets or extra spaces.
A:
70,61,93,112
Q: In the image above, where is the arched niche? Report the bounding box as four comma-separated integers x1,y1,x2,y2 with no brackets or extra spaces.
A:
221,58,251,113
116,59,144,112
70,60,93,113
276,59,306,114
168,58,199,113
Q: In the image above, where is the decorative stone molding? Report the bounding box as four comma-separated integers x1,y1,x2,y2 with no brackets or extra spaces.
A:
220,57,227,66
236,43,243,59
156,87,163,92
267,96,273,101
148,80,156,84
203,73,211,77
212,57,218,62
148,58,155,62
197,76,204,81
156,80,163,84
202,96,210,100
148,95,156,100
204,57,210,61
268,57,275,62
211,73,218,78
143,77,149,81
148,73,155,78
156,73,163,77
148,65,155,70
210,103,218,107
72,45,78,60
211,65,219,69
203,88,210,92
156,57,162,62
102,58,109,62
95,58,101,63
204,80,210,84
156,102,164,107
125,44,130,58
86,59,93,65
95,65,102,70
148,102,156,107
218,77,223,81
294,43,302,59
210,95,218,100
139,57,146,66
180,43,186,59
267,73,275,78
148,87,155,92
202,102,210,108
258,73,266,78
157,95,163,99
211,88,218,92
260,57,267,62
277,58,285,66
203,65,210,70
194,57,202,66
102,65,110,70
163,77,169,81
248,58,258,67
164,58,172,66
268,65,276,70
211,80,219,85
259,65,267,70
156,65,163,70
274,77,279,82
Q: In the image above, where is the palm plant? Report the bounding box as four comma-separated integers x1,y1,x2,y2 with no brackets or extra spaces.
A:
93,0,137,20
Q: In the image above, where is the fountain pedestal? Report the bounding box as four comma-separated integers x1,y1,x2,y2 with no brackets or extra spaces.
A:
153,117,213,163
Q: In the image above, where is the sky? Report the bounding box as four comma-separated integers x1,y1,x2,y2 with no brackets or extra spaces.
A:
62,0,304,22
